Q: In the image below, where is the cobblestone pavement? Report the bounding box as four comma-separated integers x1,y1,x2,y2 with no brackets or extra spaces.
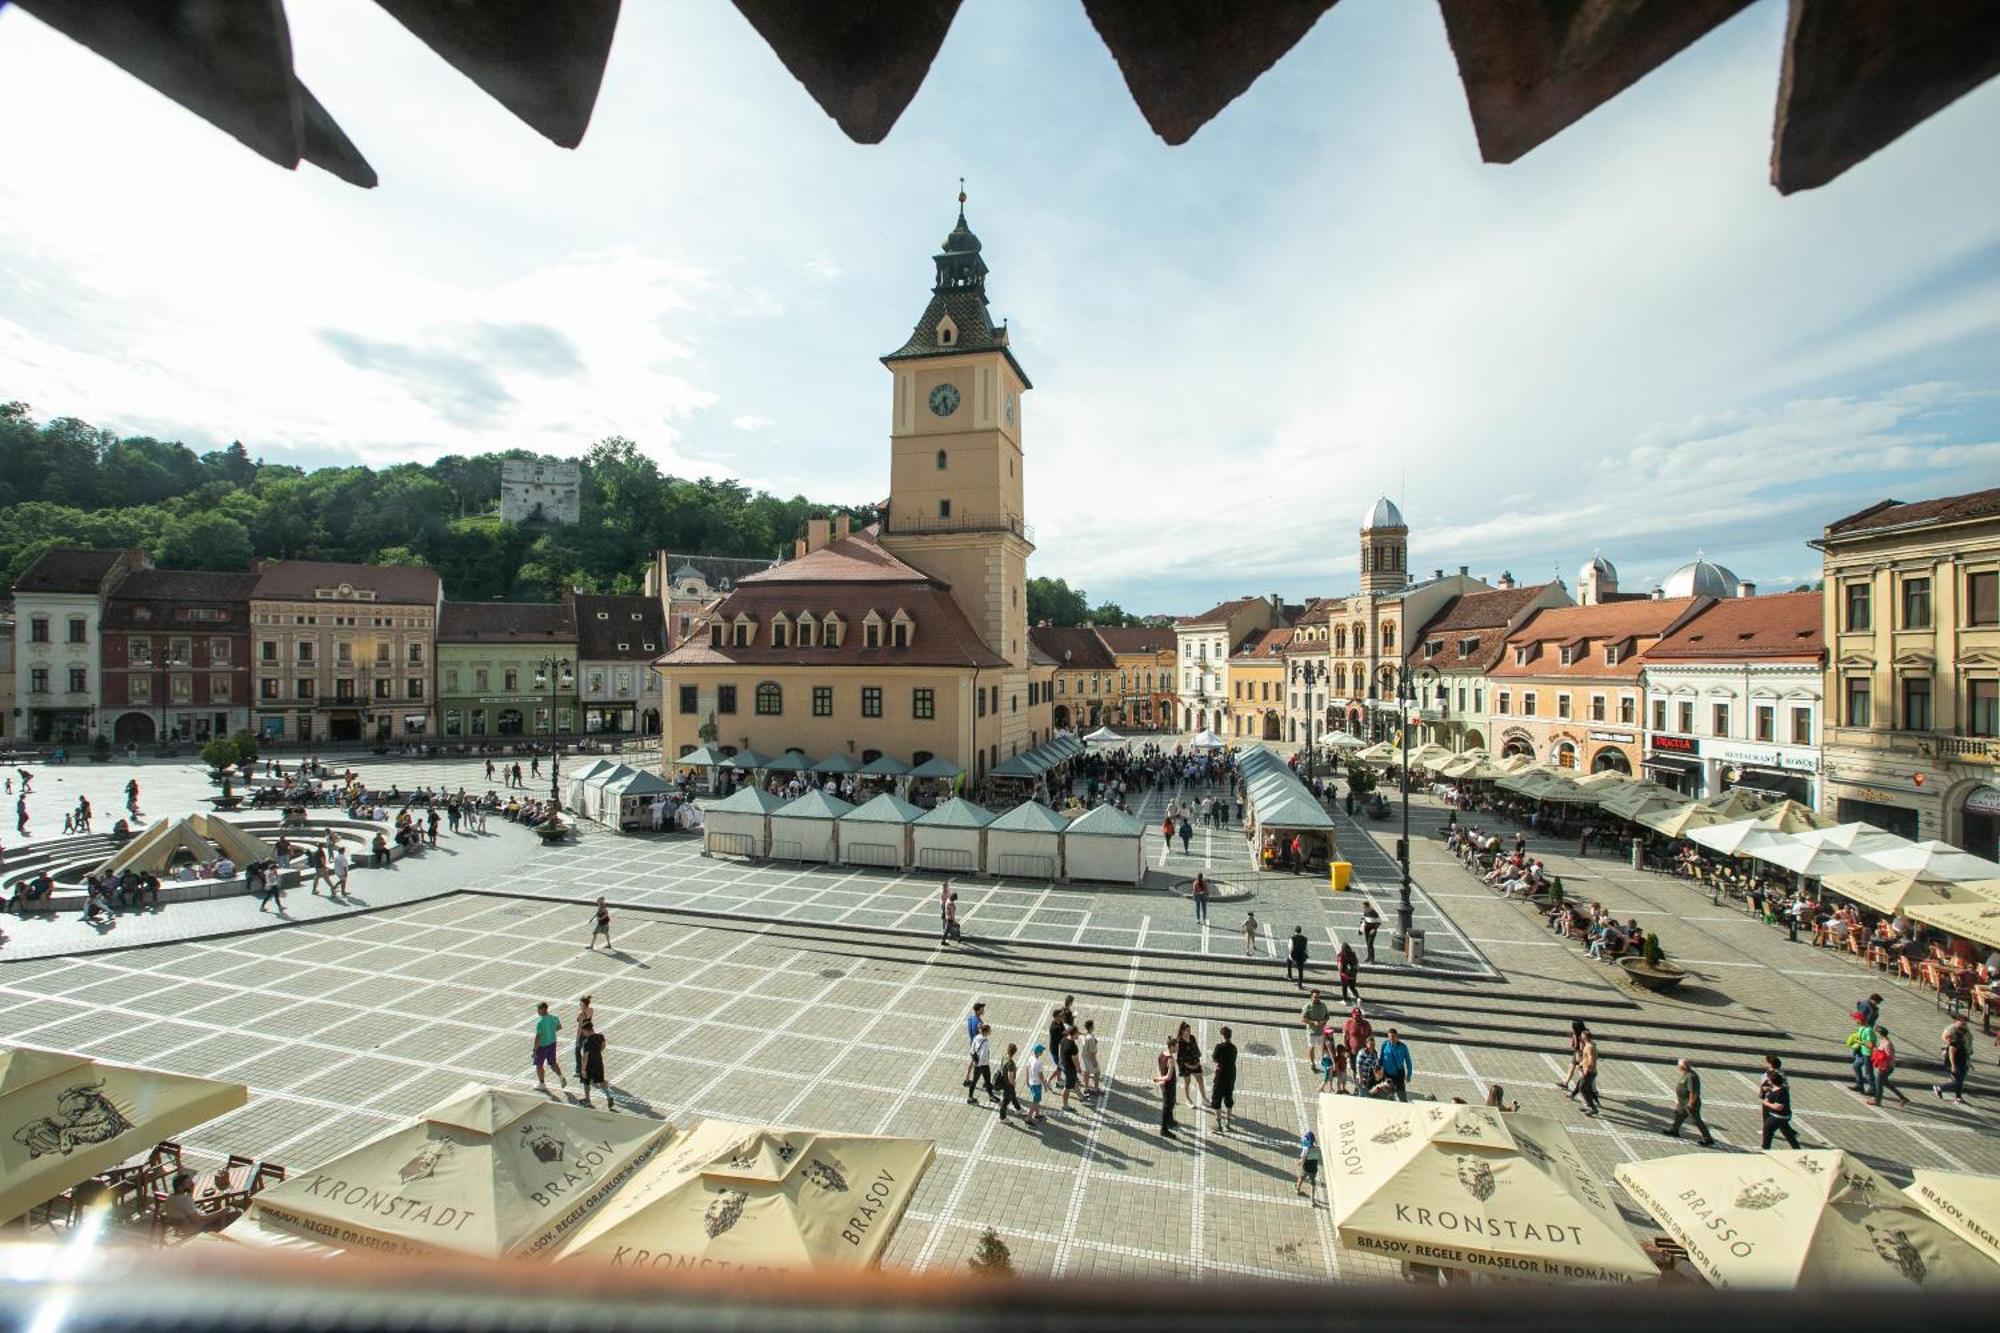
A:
5,754,2000,1281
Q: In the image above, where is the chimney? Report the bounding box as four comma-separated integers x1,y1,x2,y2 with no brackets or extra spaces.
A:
836,513,851,540
1651,586,1664,600
793,538,807,559
1459,564,1468,577
806,518,832,552
1434,568,1444,581
1740,580,1757,597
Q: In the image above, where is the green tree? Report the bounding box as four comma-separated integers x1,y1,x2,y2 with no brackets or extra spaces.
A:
1028,577,1089,626
156,511,254,570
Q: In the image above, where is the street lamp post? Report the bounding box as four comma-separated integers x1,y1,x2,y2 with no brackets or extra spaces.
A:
1390,663,1441,951
537,656,570,804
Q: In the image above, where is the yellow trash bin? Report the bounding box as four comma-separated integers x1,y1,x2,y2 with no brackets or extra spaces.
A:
1329,861,1353,892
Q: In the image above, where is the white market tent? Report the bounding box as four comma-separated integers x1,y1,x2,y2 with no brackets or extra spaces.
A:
1083,726,1124,744
769,789,854,863
1064,803,1146,885
565,757,618,809
1189,729,1228,750
986,801,1068,880
701,786,787,859
577,763,637,823
912,797,995,874
839,792,924,869
601,769,674,831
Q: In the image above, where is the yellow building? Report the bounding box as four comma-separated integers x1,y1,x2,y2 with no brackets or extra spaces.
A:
1095,626,1177,731
1228,627,1293,741
1030,625,1118,732
1813,486,2000,853
1175,596,1286,733
653,200,1055,781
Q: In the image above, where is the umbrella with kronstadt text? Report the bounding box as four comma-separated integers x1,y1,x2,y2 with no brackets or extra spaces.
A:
1906,1170,2000,1270
0,1047,248,1225
1319,1096,1656,1283
554,1119,934,1274
1613,1150,1998,1289
223,1083,672,1258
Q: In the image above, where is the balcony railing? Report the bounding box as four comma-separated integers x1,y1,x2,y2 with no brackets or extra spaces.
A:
1933,734,1998,761
884,511,1035,541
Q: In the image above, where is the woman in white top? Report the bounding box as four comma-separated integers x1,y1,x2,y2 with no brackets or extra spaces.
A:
333,846,350,894
1080,1019,1102,1095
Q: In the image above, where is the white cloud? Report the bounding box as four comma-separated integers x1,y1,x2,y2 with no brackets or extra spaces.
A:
731,415,773,432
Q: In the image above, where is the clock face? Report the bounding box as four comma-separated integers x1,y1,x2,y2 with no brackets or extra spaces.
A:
928,383,961,417
1004,392,1016,424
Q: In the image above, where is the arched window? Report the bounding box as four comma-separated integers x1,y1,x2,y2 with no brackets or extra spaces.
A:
1381,624,1395,652
755,681,782,715
936,449,948,470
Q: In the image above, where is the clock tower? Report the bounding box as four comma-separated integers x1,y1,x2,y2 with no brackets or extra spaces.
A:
879,195,1033,686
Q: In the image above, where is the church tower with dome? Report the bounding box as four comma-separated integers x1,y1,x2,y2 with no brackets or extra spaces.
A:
1359,496,1409,595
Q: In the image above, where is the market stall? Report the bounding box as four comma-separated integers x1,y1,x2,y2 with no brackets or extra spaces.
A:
838,792,923,869
768,789,854,863
985,800,1068,880
912,797,994,874
701,786,786,859
1063,803,1146,885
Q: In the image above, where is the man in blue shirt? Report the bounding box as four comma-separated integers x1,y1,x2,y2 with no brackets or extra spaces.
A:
960,1001,986,1092
1377,1028,1413,1102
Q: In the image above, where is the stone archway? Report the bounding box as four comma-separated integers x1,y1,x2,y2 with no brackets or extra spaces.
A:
113,712,155,747
1499,730,1534,759
1462,730,1485,751
1590,747,1632,774
1262,711,1281,741
1550,739,1578,769
1053,704,1071,730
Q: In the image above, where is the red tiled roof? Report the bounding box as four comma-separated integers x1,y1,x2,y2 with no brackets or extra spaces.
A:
438,601,575,644
739,530,932,585
1489,596,1708,680
1405,583,1561,672
251,560,441,605
13,547,135,595
1094,625,1175,655
1824,485,2000,537
1178,596,1261,626
1644,591,1823,661
657,531,1005,670
573,594,665,660
1231,627,1293,660
109,569,261,603
1031,625,1118,670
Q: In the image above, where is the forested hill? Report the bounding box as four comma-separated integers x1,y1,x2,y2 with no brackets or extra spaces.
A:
0,400,874,600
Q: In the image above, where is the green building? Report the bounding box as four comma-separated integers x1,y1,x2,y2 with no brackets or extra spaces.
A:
436,601,579,740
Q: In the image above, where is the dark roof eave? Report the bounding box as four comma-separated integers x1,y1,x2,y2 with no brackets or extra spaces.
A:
879,344,1033,390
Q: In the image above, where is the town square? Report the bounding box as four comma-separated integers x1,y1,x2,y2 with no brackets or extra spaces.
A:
2,0,2000,1319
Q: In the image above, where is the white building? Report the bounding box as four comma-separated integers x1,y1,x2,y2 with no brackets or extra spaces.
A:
500,458,582,525
1639,591,1824,804
10,546,142,745
1174,596,1284,733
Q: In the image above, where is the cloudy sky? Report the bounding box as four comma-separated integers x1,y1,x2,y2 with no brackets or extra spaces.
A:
2,2,1996,615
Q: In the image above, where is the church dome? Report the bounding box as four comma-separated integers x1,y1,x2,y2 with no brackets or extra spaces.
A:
1581,554,1617,581
1362,496,1405,530
1662,556,1742,599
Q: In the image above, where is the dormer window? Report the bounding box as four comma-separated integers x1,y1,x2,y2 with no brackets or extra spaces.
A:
1559,645,1578,666
865,623,881,649
797,613,816,648
1514,645,1534,666
1459,637,1479,657
710,623,724,648
1604,645,1622,666
891,609,913,649
732,614,755,647
771,621,788,648
596,611,609,620
936,315,958,346
1426,639,1443,657
823,613,842,647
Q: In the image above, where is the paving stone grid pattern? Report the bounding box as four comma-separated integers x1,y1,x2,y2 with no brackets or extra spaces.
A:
7,753,2000,1282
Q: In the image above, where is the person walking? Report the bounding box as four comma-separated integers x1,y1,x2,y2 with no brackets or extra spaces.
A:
1846,1010,1878,1095
1154,1033,1179,1138
1560,1020,1589,1097
125,779,141,818
1023,1044,1053,1126
1868,1024,1911,1106
1575,1029,1602,1117
1759,1054,1802,1149
531,1002,568,1093
577,1021,612,1109
966,1023,995,1104
994,1042,1023,1123
1337,940,1361,1006
588,896,612,950
941,891,961,944
960,1002,987,1090
1300,990,1330,1068
1296,1130,1323,1202
307,842,332,896
1081,1018,1103,1096
1360,902,1380,963
333,844,350,896
1242,911,1259,956
1377,1027,1413,1102
1192,873,1210,925
1058,1024,1082,1111
1665,1058,1715,1146
1210,1025,1238,1132
1342,1005,1373,1063
1287,926,1310,986
1935,1016,1971,1103
1178,816,1193,854
573,995,595,1081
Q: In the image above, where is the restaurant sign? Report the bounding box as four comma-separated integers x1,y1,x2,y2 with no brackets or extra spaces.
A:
1649,734,1697,754
1707,741,1818,774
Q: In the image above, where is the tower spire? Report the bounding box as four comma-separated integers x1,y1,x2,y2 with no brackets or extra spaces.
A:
957,175,966,224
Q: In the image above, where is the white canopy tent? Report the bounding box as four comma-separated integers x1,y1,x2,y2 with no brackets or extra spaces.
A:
912,797,994,875
985,801,1067,881
769,789,854,863
1189,729,1228,750
701,786,787,859
838,793,924,869
1082,726,1124,745
1063,804,1147,885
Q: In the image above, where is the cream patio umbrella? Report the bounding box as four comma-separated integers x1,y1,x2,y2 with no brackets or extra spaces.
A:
1639,787,1771,839
1355,742,1398,763
1790,823,1917,859
1906,1170,2000,1270
1,1047,249,1225
1597,781,1683,821
1407,742,1456,770
1488,753,1538,775
1868,839,2000,883
1748,798,1837,834
1320,1096,1657,1283
1687,818,1791,859
555,1119,935,1274
1908,898,2000,951
1816,870,2000,917
226,1083,673,1258
1744,840,1877,880
1614,1149,1997,1289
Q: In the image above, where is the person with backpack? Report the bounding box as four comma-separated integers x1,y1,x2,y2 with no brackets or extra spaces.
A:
1935,1016,1972,1103
1760,1054,1802,1149
1868,1024,1911,1106
1846,1010,1878,1095
965,1023,995,1104
994,1042,1024,1123
1337,940,1361,1005
1295,1130,1323,1201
